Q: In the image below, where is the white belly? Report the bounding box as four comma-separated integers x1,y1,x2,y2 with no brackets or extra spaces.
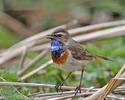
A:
56,51,90,72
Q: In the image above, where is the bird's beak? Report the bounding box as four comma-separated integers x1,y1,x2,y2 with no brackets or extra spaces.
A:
46,34,56,39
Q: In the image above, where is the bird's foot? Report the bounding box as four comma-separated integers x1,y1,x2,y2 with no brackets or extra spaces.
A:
75,85,81,96
55,83,64,92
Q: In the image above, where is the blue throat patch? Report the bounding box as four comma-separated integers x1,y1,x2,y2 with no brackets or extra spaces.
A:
51,38,65,59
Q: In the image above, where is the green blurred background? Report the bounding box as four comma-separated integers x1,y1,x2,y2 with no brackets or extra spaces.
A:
0,0,125,99
0,0,125,48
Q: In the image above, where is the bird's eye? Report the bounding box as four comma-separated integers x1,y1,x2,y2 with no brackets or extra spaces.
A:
57,34,62,37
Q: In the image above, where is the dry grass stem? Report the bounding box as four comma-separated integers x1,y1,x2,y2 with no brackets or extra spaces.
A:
0,81,124,99
29,86,125,99
18,50,49,76
74,25,125,43
29,91,76,97
107,95,124,100
9,19,125,50
114,78,125,81
0,97,4,99
99,64,125,100
18,46,27,74
30,44,50,52
0,25,66,65
0,81,98,92
1,20,125,64
25,25,125,52
29,90,94,100
21,60,53,80
0,77,30,99
38,92,93,100
69,19,125,36
113,86,125,94
83,64,125,100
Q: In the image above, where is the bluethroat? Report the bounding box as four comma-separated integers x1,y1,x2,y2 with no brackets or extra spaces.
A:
47,28,110,95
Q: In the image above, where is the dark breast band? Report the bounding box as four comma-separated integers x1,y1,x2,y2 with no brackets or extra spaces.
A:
52,50,69,65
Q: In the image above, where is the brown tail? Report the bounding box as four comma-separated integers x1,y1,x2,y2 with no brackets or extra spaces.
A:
95,56,112,61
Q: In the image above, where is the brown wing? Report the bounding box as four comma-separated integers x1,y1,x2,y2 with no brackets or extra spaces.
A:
68,41,94,60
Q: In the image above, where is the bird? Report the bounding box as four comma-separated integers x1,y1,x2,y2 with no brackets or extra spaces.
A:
47,28,111,95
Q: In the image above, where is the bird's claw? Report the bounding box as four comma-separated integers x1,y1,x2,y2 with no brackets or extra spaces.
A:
55,83,64,92
75,85,81,96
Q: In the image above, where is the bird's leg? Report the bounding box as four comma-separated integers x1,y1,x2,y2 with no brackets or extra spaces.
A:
75,69,84,96
55,72,72,92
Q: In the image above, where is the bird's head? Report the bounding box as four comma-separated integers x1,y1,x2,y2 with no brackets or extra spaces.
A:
47,28,70,43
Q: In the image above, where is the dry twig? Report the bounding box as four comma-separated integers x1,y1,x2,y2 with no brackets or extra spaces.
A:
1,20,125,64
99,64,125,100
0,81,125,99
83,64,125,100
20,25,125,52
17,50,49,76
0,81,95,92
30,25,125,52
39,92,93,100
21,60,53,80
18,46,27,74
0,77,30,99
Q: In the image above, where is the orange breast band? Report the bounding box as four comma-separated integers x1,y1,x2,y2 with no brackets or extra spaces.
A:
52,50,69,65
